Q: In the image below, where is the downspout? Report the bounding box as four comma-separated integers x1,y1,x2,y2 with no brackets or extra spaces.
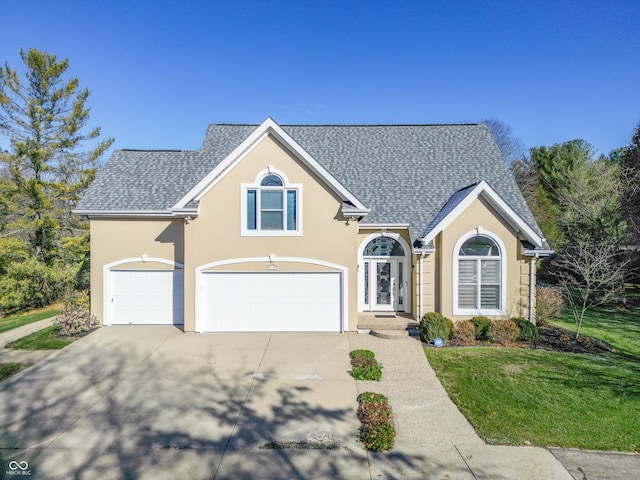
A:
528,254,537,323
418,252,425,321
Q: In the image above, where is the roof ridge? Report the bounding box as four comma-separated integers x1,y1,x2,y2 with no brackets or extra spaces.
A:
208,123,482,127
120,149,185,152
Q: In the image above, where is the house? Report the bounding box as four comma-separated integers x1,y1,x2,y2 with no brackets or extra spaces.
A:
75,117,551,333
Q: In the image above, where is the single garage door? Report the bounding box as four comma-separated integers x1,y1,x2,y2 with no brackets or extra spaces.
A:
200,272,342,332
110,270,184,325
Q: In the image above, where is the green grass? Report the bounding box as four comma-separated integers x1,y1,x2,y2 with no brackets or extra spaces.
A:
5,326,73,350
0,306,59,334
0,363,29,382
553,306,640,361
425,300,640,452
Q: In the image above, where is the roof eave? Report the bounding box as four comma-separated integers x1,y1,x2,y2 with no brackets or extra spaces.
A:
523,249,555,257
73,209,195,219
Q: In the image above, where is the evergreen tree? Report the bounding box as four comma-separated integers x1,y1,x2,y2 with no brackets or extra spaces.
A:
0,48,113,265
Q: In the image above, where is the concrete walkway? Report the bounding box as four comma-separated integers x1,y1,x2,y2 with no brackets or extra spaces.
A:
0,317,60,364
350,333,575,479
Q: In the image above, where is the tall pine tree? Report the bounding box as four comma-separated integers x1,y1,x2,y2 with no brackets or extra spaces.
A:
0,49,112,312
0,48,113,265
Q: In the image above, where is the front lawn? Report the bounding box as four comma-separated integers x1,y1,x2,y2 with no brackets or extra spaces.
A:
0,306,60,334
425,303,640,452
5,326,73,350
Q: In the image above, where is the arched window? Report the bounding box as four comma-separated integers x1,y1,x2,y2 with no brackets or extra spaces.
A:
457,235,502,312
244,171,300,234
363,237,405,257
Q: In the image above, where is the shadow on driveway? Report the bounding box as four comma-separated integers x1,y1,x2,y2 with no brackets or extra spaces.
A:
0,327,430,479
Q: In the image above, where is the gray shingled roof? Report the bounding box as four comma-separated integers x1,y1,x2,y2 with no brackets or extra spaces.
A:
420,182,479,239
77,122,543,245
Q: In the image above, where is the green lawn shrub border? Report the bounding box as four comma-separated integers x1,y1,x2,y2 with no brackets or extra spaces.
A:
356,392,396,451
350,349,382,381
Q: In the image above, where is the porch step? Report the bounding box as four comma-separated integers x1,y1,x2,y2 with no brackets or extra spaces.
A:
357,321,419,331
370,329,410,340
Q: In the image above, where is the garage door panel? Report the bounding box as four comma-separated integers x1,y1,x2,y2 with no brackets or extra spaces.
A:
111,270,184,325
200,272,341,332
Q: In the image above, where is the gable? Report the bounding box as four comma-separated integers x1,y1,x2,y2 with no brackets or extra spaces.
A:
420,181,543,248
172,118,369,217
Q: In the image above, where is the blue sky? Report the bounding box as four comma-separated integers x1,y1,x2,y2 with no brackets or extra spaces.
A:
1,0,638,158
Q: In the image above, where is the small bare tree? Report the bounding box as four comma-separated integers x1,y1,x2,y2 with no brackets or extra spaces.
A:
551,241,628,339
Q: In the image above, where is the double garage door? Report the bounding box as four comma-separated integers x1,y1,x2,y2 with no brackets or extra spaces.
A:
199,272,342,332
109,270,342,332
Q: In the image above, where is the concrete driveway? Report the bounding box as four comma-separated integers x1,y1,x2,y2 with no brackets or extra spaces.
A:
0,327,368,479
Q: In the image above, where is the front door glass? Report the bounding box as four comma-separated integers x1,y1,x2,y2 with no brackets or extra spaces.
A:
376,262,392,306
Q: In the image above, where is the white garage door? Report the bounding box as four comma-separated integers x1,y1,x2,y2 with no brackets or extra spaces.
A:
199,272,342,332
110,270,184,325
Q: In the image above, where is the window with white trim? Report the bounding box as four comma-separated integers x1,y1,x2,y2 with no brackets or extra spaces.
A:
242,171,301,236
457,235,501,312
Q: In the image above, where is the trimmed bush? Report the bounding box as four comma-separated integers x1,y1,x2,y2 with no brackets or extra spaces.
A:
452,320,476,345
53,290,94,336
487,319,521,345
535,286,564,325
356,392,395,451
349,349,375,360
512,317,539,342
350,350,382,381
469,316,492,340
419,312,454,343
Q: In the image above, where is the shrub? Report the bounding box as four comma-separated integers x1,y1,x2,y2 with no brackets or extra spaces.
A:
53,290,94,336
356,392,395,451
0,258,74,315
535,286,564,325
452,320,476,345
349,349,375,360
487,319,521,345
350,350,382,381
418,312,454,343
469,316,492,340
512,317,539,342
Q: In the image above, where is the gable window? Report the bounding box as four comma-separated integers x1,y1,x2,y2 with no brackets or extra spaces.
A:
242,169,302,236
454,233,504,315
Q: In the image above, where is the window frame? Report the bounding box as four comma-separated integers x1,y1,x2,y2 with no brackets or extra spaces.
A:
241,168,302,237
452,229,506,316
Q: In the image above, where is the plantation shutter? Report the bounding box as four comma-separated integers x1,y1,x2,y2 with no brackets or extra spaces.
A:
480,259,500,309
458,260,477,309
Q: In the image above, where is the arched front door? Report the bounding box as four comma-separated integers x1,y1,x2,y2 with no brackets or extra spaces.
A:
362,236,407,312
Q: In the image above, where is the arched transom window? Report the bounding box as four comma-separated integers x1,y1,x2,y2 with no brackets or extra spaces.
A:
363,237,405,257
242,170,301,236
457,235,502,312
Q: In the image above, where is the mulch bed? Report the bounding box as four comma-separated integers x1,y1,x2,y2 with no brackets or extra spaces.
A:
534,323,612,354
434,324,612,355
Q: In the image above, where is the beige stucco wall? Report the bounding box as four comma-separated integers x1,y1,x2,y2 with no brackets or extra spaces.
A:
435,196,531,320
89,218,184,324
182,134,359,332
